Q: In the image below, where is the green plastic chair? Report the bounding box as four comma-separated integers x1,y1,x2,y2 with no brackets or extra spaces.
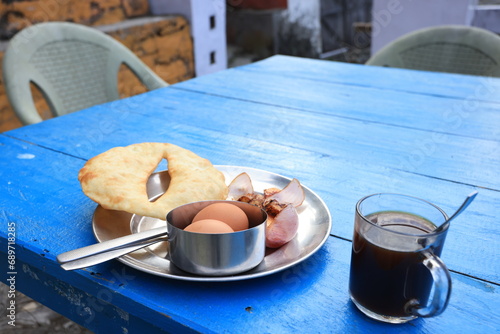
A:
2,22,168,125
366,25,500,77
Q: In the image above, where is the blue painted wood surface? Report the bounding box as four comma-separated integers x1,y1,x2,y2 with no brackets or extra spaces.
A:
1,56,499,333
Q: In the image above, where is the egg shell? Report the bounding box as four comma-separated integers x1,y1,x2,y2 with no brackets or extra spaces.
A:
184,219,235,234
192,203,249,231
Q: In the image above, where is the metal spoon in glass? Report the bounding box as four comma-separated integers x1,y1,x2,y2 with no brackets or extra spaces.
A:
433,191,478,233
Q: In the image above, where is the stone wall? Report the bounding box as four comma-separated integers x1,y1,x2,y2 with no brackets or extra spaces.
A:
0,0,150,38
0,0,194,132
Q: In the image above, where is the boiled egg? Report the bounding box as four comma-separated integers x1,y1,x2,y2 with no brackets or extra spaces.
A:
184,219,234,234
192,202,249,231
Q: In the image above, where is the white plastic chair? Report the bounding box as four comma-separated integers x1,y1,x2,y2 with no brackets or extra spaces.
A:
2,22,168,125
366,25,500,77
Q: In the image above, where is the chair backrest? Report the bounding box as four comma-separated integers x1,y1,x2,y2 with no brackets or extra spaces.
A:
366,25,500,78
2,22,168,125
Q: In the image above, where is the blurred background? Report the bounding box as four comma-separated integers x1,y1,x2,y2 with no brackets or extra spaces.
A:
1,0,499,133
0,0,499,332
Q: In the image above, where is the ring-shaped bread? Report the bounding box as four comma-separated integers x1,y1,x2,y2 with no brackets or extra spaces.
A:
78,143,228,220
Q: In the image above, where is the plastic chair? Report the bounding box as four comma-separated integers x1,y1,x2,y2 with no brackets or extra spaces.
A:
366,25,500,78
2,22,169,125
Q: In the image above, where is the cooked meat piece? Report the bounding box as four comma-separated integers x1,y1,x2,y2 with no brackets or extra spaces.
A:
264,199,286,217
238,193,266,207
264,187,281,197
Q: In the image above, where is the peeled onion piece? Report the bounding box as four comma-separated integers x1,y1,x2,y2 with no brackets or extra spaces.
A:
267,179,305,207
228,172,254,200
265,205,299,248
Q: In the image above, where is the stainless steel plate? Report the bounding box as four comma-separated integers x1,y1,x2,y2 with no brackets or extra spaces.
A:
92,166,332,282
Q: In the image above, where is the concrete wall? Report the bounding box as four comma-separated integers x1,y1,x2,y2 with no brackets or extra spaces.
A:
473,5,500,33
371,0,478,55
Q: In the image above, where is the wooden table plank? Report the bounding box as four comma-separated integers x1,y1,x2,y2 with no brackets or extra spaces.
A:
238,55,500,103
6,87,499,191
1,56,499,333
174,59,500,143
3,81,498,283
1,216,498,333
1,129,498,283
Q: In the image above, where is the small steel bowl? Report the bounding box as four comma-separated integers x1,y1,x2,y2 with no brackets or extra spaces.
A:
166,200,267,276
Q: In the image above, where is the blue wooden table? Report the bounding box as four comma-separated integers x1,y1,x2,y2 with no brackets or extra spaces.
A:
1,55,499,333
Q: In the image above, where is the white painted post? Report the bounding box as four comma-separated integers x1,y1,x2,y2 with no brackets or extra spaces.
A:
149,0,227,76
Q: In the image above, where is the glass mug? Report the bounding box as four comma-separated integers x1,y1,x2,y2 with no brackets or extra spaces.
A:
349,193,452,324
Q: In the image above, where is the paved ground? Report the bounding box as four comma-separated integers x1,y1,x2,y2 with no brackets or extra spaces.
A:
0,283,93,333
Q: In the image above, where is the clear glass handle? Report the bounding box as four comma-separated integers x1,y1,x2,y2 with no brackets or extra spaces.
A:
406,250,452,317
